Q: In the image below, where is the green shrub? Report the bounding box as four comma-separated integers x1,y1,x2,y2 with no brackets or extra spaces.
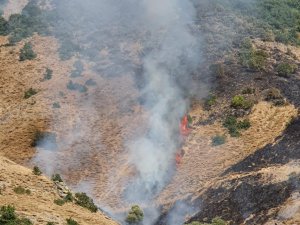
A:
231,95,253,110
13,186,31,195
223,116,251,137
125,205,144,224
237,119,251,130
52,102,61,108
85,79,97,86
276,63,298,78
66,218,79,225
75,192,97,212
209,63,224,78
67,81,88,93
70,60,84,78
205,95,217,108
54,199,65,206
239,46,268,71
242,87,255,95
19,43,37,61
64,192,74,202
59,40,80,60
32,166,42,176
212,135,226,146
0,16,9,35
24,88,38,99
44,68,53,80
31,131,57,150
186,217,227,225
265,88,283,101
52,174,63,182
46,222,55,225
0,205,33,225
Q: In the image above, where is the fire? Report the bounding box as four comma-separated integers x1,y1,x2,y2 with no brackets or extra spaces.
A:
180,115,190,136
176,115,191,167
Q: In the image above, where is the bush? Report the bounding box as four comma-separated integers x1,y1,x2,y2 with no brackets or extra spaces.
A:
276,63,298,78
0,16,9,35
31,131,57,150
239,46,268,71
205,95,217,108
44,68,53,80
64,192,74,202
19,43,37,61
70,60,84,78
54,199,65,206
125,205,144,224
242,87,255,94
52,102,61,108
0,205,33,225
52,174,63,182
231,95,253,110
212,135,226,146
85,79,97,86
223,116,251,137
24,88,38,99
66,218,79,225
59,40,80,60
265,88,283,101
46,222,55,225
75,192,97,212
32,166,42,176
13,186,31,195
67,81,88,93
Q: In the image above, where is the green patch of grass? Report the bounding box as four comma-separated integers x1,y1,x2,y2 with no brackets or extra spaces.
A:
66,218,79,225
231,95,253,110
75,192,97,212
19,42,37,61
32,166,42,176
24,88,38,99
126,205,144,224
276,63,298,78
13,186,31,195
212,135,226,146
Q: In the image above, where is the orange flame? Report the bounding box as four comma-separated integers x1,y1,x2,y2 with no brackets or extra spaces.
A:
180,115,190,136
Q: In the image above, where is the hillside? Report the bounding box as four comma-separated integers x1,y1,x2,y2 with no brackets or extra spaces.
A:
0,0,300,225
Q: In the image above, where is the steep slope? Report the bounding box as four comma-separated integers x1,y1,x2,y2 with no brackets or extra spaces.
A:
0,156,119,225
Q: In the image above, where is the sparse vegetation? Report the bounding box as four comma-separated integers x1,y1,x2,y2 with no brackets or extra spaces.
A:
75,192,98,212
242,87,255,95
276,63,298,78
46,222,55,225
0,205,33,225
212,135,226,146
32,166,42,176
125,205,144,224
52,174,63,182
64,192,74,202
19,43,37,61
24,88,38,99
13,186,31,195
44,68,53,80
66,218,79,225
231,95,253,110
239,46,268,71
